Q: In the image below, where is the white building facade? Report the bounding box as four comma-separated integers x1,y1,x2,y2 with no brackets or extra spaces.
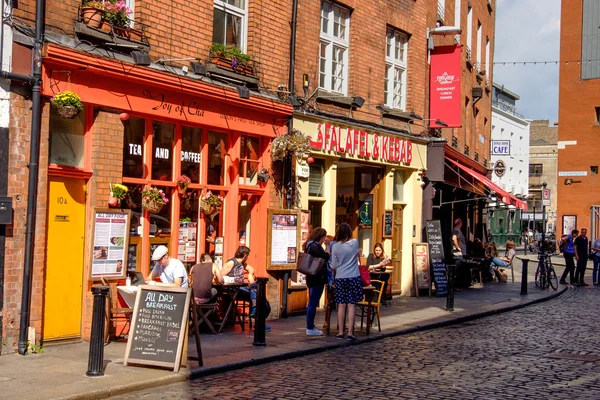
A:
490,83,530,198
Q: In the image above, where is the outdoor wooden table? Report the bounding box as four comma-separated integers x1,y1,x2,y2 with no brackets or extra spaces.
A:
323,285,376,335
213,283,248,333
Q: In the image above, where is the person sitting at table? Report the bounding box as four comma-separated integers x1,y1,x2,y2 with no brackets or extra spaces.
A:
366,243,390,272
490,240,516,274
145,245,189,287
190,253,223,304
221,246,271,330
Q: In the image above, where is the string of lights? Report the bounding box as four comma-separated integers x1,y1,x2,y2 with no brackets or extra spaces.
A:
493,58,600,66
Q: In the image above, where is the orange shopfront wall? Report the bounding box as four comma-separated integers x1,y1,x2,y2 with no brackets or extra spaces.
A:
41,44,290,339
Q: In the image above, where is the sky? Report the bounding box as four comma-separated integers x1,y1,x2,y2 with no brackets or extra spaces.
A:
493,0,561,123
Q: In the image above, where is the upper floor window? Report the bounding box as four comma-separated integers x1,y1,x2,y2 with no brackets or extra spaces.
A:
385,29,408,110
213,0,247,50
319,1,350,94
529,164,543,176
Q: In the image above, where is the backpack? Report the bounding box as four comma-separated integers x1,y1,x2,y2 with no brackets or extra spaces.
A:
559,238,567,253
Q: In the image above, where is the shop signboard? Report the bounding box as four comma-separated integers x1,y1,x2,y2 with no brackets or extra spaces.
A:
429,45,462,128
562,215,577,235
491,140,511,155
412,243,431,297
267,208,301,270
383,210,393,238
358,195,373,229
124,286,192,372
90,208,131,280
425,220,447,296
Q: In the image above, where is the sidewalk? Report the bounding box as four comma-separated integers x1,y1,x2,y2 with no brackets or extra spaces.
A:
0,267,570,400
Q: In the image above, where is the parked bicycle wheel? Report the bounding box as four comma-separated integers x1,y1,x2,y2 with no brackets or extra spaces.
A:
548,266,558,290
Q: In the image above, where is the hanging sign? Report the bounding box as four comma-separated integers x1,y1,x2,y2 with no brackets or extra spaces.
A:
429,45,462,128
494,160,506,177
90,208,131,280
491,140,510,155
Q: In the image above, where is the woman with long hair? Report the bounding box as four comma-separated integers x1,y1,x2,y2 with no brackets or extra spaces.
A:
366,243,390,272
302,227,330,336
330,223,362,341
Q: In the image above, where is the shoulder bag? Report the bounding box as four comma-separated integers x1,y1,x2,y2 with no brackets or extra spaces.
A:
297,243,326,277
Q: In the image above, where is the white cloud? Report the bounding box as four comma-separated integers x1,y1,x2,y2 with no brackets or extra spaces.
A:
494,0,561,122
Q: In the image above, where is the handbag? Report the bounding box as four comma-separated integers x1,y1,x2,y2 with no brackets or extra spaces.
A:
358,265,371,286
588,251,596,261
297,251,326,277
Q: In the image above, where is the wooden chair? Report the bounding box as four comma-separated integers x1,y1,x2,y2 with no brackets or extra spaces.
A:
357,280,385,332
506,254,516,282
101,278,133,343
188,274,220,334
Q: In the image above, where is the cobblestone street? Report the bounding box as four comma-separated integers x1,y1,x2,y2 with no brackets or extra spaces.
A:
113,287,600,400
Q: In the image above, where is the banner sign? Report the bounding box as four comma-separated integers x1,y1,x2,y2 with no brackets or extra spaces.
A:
491,140,511,155
429,45,462,128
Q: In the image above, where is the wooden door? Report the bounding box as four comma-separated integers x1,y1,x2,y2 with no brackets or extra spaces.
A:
354,167,381,253
44,177,86,340
391,205,404,294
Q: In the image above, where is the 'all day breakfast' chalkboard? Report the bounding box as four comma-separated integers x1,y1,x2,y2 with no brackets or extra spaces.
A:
425,220,447,296
124,285,191,372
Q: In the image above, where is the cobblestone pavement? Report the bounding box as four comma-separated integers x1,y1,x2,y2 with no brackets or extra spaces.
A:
113,287,600,400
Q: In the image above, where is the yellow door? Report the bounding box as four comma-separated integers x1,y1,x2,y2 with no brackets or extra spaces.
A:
44,177,86,340
391,205,404,295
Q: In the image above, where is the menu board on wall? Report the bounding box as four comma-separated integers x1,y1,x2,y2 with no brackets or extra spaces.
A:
425,220,447,296
383,210,393,238
291,210,311,286
124,285,191,372
412,243,431,297
267,208,301,270
90,208,131,280
178,221,197,263
127,243,137,272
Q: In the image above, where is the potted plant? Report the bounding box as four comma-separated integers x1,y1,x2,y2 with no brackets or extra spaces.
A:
108,183,128,207
176,175,191,195
199,190,223,218
141,184,169,213
103,0,132,35
50,90,84,119
81,0,105,28
271,128,311,162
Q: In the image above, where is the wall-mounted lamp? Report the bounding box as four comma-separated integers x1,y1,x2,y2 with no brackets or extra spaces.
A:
119,113,130,121
190,61,206,75
257,168,270,183
427,26,462,50
302,74,310,96
131,50,151,66
288,94,302,108
351,96,365,108
236,85,250,99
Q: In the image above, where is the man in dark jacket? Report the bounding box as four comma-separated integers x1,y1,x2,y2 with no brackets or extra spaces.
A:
574,228,589,286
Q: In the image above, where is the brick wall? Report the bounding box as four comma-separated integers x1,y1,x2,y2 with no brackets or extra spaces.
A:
2,95,49,354
530,120,557,145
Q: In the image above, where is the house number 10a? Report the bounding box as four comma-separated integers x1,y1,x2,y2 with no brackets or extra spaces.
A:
57,197,68,204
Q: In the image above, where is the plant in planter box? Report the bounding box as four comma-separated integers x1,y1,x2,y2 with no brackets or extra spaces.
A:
50,90,84,119
104,0,132,28
82,0,105,28
209,43,253,73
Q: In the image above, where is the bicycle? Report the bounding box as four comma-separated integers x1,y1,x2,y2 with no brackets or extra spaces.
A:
534,251,558,290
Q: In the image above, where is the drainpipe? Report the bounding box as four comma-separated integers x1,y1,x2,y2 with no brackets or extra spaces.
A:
17,0,45,355
280,0,298,318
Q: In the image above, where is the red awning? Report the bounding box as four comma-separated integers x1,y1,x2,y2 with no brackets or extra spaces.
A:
445,158,528,210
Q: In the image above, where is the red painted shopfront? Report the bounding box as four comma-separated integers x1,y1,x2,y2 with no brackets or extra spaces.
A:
39,44,291,340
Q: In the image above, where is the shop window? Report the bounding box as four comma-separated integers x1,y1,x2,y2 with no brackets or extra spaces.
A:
309,159,325,197
152,121,175,181
150,186,173,237
238,195,253,248
121,183,143,236
393,170,404,202
208,131,228,185
179,189,200,264
213,0,247,50
49,106,85,167
181,126,203,184
122,117,146,178
239,135,260,185
201,189,226,261
308,200,323,229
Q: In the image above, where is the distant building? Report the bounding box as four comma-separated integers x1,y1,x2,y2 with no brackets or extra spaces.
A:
558,0,600,237
524,120,558,234
488,83,530,244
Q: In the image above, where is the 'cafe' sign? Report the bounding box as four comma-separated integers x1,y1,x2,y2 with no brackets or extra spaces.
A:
309,123,413,164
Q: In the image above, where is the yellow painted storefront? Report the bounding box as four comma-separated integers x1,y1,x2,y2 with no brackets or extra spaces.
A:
294,116,428,296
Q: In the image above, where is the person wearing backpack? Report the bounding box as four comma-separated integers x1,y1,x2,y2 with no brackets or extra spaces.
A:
560,230,577,285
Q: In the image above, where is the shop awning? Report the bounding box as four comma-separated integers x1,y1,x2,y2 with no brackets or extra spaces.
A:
445,158,528,210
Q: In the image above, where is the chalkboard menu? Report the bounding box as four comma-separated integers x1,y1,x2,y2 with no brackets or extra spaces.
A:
124,286,191,372
383,210,393,238
425,220,447,296
127,244,137,272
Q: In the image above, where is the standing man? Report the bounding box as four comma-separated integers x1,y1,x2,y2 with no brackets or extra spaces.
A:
560,230,577,285
451,218,469,287
574,228,589,286
145,245,189,287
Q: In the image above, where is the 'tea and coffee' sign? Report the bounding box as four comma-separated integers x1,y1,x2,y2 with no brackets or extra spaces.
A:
309,123,413,164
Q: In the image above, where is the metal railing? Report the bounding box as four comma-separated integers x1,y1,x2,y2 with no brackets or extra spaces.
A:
492,100,525,118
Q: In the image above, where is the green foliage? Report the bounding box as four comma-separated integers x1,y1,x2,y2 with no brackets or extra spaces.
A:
209,43,252,67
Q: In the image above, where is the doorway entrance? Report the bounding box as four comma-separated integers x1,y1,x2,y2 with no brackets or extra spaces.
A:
44,177,86,340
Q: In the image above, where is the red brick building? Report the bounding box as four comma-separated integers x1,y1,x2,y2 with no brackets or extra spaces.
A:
557,0,600,237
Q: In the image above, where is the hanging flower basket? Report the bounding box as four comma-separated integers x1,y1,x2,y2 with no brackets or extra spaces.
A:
108,192,120,207
199,190,223,218
271,128,311,162
141,184,168,213
176,175,191,195
51,91,83,119
142,197,165,213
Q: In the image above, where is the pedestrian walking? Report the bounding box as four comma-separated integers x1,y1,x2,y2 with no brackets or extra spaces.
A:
574,228,589,286
559,230,577,285
592,236,600,285
303,228,330,336
451,218,470,288
330,223,362,341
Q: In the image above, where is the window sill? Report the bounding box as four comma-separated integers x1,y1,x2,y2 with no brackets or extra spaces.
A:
48,164,93,179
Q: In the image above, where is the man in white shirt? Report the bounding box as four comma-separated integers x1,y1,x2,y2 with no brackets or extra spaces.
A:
145,245,189,287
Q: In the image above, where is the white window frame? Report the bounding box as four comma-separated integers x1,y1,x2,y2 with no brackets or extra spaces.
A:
384,29,408,110
476,21,482,71
485,37,490,74
466,5,472,53
319,1,350,95
213,0,248,52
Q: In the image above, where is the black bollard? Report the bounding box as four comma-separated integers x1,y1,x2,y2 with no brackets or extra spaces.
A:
253,277,269,346
446,264,455,312
520,258,529,295
87,285,109,377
